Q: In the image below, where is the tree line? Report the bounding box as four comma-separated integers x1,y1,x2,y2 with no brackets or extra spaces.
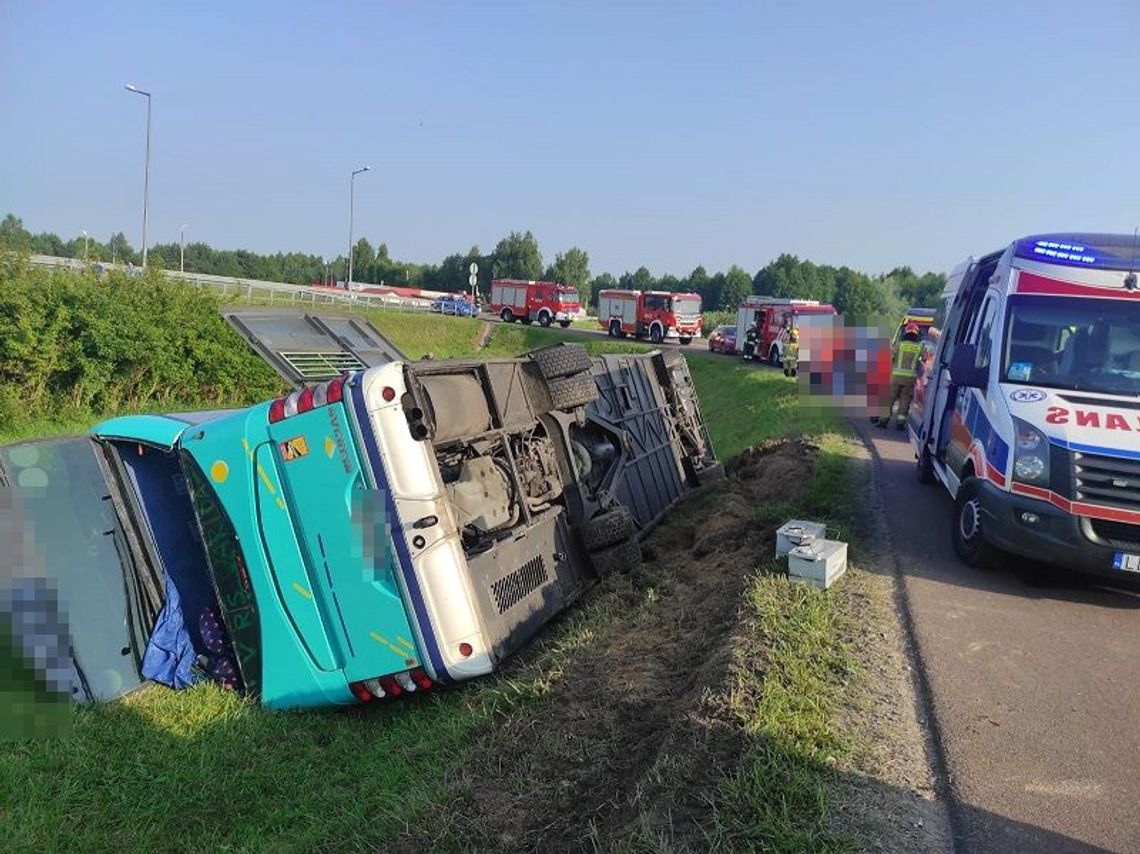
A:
1,213,946,321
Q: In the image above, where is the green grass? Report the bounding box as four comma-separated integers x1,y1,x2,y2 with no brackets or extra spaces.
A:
710,436,863,853
2,307,878,851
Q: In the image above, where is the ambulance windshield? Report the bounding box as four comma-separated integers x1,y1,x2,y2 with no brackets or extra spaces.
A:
1003,295,1140,396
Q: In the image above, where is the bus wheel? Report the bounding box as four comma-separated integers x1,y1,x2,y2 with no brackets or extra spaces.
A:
951,478,1001,568
538,312,552,328
500,308,514,323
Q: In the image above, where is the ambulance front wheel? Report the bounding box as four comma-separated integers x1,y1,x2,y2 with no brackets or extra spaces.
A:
952,478,1001,569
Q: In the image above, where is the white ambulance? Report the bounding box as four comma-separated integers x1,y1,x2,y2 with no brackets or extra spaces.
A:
910,233,1140,581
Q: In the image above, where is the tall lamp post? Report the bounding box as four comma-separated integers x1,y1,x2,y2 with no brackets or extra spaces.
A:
124,83,152,268
180,224,187,273
347,165,371,288
82,230,89,262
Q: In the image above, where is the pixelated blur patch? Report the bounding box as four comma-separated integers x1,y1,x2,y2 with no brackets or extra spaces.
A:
796,316,893,416
1,582,73,741
350,487,396,587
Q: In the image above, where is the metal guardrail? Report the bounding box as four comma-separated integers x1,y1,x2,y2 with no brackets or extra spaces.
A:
26,254,595,323
27,254,436,313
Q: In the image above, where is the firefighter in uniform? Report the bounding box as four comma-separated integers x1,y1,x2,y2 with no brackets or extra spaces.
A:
877,321,923,429
782,327,800,377
742,321,760,361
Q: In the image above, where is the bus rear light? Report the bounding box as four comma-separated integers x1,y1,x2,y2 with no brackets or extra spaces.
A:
411,669,433,691
326,376,345,404
459,642,473,658
379,675,402,697
283,391,301,418
297,387,315,413
268,398,286,423
349,681,374,703
381,386,397,403
363,678,386,699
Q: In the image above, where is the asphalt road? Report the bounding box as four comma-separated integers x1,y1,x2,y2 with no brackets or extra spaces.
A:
860,421,1140,853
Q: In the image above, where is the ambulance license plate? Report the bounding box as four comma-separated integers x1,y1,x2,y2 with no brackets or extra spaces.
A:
1112,552,1140,573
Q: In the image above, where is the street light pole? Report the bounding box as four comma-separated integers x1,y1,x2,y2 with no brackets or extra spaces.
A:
180,224,187,273
347,165,371,289
82,230,89,261
124,84,152,268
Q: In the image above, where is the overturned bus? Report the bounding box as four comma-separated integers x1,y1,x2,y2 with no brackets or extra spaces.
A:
2,315,718,710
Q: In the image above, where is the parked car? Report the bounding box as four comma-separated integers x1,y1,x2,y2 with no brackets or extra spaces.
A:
707,325,737,354
431,295,479,317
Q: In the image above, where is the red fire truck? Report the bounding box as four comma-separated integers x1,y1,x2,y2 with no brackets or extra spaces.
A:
735,296,836,364
597,290,703,345
490,279,581,328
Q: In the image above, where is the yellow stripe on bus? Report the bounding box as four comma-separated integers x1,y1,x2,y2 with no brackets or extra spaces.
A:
292,582,313,600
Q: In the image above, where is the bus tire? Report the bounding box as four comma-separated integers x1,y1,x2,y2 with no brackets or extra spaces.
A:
547,374,599,411
580,506,636,552
590,537,642,579
951,477,1002,569
530,342,592,379
500,308,514,323
538,311,552,328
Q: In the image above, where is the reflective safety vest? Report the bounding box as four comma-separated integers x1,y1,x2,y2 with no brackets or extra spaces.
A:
892,339,922,380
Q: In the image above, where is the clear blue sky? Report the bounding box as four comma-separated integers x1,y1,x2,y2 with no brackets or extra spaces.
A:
2,1,1137,278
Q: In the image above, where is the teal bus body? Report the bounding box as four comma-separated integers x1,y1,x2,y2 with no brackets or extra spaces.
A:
93,391,423,710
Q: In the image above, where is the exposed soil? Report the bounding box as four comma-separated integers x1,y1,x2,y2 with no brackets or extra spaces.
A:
405,440,818,853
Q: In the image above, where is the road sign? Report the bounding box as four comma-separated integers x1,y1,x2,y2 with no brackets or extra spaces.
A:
468,274,478,287
469,262,478,275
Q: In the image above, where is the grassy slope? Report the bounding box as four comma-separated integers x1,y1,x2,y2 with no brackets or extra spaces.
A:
2,311,880,851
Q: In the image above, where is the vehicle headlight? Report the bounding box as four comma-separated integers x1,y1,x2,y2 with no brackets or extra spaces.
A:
1012,417,1049,486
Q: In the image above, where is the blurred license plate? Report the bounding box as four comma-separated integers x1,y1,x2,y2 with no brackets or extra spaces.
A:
1112,552,1140,573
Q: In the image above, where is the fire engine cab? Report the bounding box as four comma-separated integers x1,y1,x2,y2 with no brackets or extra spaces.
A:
735,296,837,365
490,279,581,328
597,290,703,345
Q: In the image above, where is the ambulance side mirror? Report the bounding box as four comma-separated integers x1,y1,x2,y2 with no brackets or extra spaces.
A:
948,344,986,389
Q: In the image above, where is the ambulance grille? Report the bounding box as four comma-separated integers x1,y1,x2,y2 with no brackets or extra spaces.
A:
1073,452,1140,511
491,556,549,614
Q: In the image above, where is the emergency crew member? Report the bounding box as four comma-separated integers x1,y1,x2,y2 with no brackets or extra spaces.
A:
742,320,760,361
783,327,800,377
878,321,923,429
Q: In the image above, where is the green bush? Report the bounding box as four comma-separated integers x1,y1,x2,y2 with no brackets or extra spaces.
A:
0,251,283,434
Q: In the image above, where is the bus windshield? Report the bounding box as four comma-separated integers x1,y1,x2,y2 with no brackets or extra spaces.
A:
1003,295,1140,396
